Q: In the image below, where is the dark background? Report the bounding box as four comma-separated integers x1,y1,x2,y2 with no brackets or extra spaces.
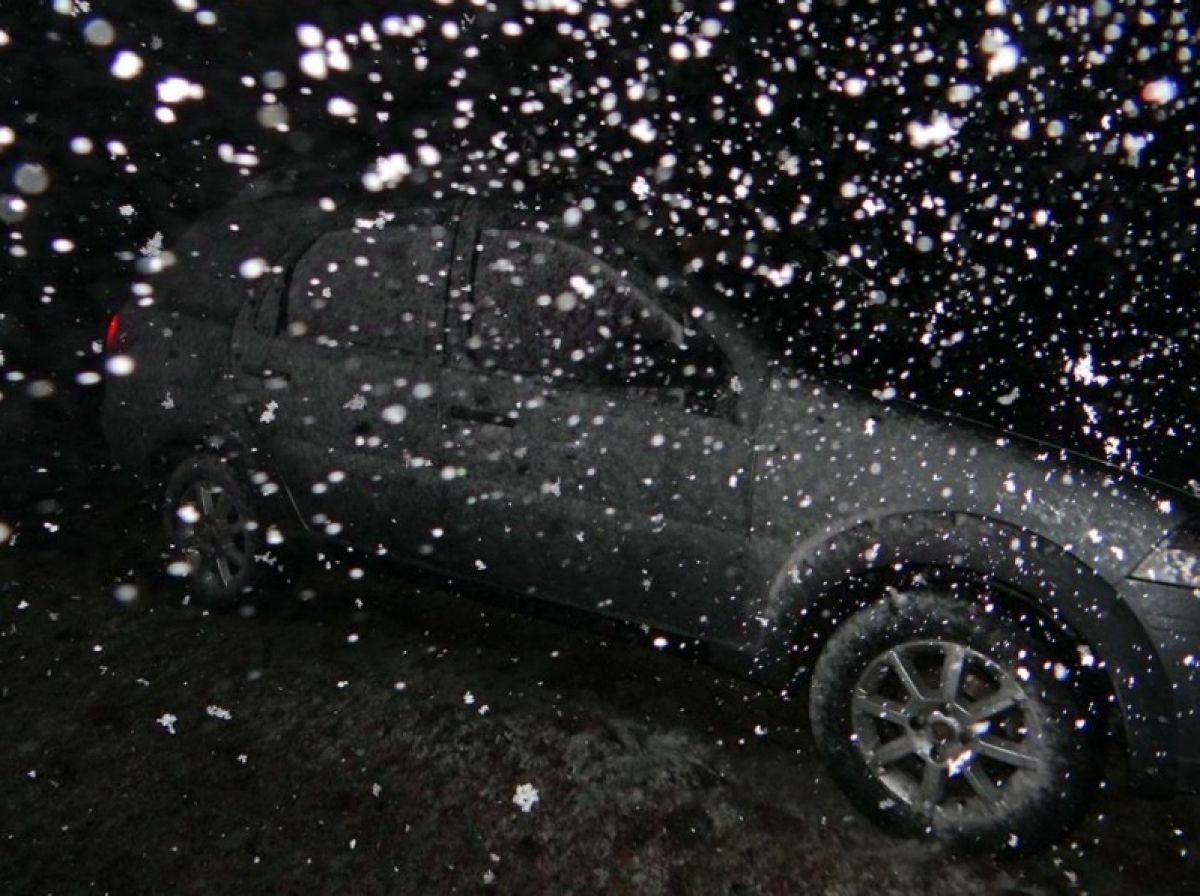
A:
1,4,1199,892
1,0,1197,484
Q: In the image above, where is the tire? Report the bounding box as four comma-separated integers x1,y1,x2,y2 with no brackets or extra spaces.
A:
809,590,1104,852
163,455,265,608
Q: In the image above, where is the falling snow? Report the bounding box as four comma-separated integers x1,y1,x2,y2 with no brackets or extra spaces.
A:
3,1,1200,889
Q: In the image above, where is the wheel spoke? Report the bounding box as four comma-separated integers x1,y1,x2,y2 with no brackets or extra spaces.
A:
870,734,920,767
963,762,1004,805
853,692,912,727
918,761,947,807
888,649,930,701
939,643,967,702
215,555,234,587
976,735,1040,770
966,682,1022,724
197,484,218,517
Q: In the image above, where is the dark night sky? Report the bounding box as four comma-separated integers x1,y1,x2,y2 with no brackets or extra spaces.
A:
2,0,1197,483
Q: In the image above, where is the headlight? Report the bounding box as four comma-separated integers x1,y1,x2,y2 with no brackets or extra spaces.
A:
1131,521,1200,587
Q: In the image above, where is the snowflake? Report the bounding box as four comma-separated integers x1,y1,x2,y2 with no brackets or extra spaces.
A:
55,0,91,17
140,231,164,257
512,783,539,813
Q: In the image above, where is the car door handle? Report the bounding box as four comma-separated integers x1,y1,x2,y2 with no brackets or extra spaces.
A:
243,366,292,385
448,405,516,428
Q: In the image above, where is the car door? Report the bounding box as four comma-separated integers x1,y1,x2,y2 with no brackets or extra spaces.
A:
235,206,456,558
437,212,755,638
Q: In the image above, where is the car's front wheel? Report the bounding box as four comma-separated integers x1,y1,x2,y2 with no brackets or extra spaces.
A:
809,590,1104,851
163,455,264,608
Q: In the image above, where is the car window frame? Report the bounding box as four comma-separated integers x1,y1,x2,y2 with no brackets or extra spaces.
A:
247,204,459,353
450,214,740,417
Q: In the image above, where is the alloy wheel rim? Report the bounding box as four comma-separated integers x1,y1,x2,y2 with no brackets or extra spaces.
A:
850,639,1044,819
174,481,249,591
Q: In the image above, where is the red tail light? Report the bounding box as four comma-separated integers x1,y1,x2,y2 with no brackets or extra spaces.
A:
105,313,121,353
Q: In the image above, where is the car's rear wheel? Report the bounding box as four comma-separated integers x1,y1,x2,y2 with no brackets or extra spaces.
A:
163,455,264,608
809,590,1104,851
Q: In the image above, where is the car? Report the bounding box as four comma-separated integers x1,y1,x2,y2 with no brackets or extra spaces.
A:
101,184,1200,851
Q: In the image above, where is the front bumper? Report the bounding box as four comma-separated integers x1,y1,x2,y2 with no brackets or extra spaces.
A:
1120,577,1200,794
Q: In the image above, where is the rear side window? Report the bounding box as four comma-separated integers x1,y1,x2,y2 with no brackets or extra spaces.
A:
285,223,450,353
466,229,731,407
469,229,680,379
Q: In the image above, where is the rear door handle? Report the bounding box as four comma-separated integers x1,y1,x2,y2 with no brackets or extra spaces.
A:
243,366,292,386
449,405,516,428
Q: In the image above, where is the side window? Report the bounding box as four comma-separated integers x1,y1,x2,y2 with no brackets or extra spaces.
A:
467,229,731,408
285,223,449,352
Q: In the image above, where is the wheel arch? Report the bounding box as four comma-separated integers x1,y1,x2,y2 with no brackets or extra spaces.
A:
752,510,1178,796
142,430,309,543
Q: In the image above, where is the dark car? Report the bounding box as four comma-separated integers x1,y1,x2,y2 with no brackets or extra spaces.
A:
101,187,1200,851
